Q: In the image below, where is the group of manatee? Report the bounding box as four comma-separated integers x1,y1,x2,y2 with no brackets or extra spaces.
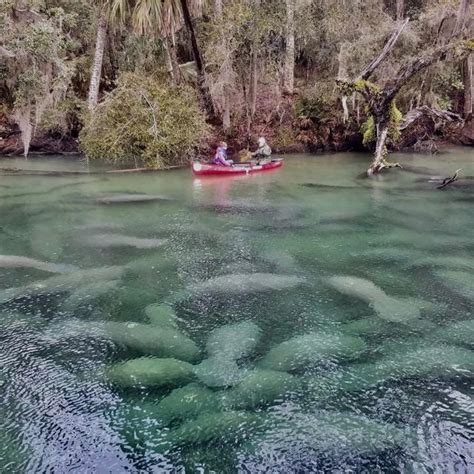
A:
96,288,473,461
1,243,473,464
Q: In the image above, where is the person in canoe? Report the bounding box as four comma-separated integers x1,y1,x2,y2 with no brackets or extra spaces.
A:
213,142,233,166
251,137,272,164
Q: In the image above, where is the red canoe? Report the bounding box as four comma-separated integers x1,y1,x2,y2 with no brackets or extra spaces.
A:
192,159,283,176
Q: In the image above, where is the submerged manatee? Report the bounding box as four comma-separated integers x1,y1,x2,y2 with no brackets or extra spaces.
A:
83,234,168,249
240,408,409,468
436,270,474,301
155,383,221,425
61,279,121,310
145,304,179,328
436,320,474,348
106,357,195,389
44,319,200,362
94,193,171,204
222,369,301,409
206,321,261,360
162,411,268,449
193,358,246,388
0,266,124,304
259,332,366,372
327,275,424,323
188,273,304,295
0,255,76,274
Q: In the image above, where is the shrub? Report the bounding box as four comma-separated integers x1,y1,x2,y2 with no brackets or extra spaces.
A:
80,73,210,168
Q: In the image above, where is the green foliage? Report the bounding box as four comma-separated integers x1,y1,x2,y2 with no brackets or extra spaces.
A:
360,101,402,147
361,115,376,146
388,100,403,143
80,73,209,168
295,84,338,122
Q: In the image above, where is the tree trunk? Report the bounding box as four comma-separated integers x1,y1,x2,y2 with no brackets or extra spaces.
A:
453,0,470,37
464,54,473,118
338,44,349,122
249,46,258,118
164,33,181,86
214,0,223,16
179,0,216,120
88,11,108,111
368,117,389,176
214,0,231,131
396,0,404,20
283,0,295,95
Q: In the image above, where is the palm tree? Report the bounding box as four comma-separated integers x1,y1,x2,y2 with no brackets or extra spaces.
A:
111,0,217,120
88,3,110,110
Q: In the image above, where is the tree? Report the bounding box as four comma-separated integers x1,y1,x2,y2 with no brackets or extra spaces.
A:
338,15,473,176
283,0,295,95
0,1,78,156
88,5,108,110
111,0,216,120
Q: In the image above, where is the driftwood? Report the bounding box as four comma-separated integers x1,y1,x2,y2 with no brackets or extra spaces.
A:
437,169,462,189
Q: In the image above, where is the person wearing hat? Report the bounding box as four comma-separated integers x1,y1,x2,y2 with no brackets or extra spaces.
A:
251,137,272,164
213,141,233,166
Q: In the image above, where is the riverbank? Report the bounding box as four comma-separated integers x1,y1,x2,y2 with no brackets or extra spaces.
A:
1,103,472,163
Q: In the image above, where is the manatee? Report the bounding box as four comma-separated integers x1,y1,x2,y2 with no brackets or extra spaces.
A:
340,318,392,337
43,320,200,362
222,369,301,409
436,270,474,301
83,233,168,249
378,345,474,378
0,254,76,274
436,320,474,348
0,266,124,303
94,193,171,204
106,357,195,389
242,409,409,466
61,279,121,310
259,332,366,372
193,358,247,388
188,273,304,295
327,275,424,323
163,411,267,448
206,321,261,360
312,344,474,396
110,323,201,362
155,383,221,425
145,304,179,328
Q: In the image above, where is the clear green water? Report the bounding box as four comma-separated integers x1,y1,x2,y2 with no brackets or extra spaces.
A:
0,150,473,472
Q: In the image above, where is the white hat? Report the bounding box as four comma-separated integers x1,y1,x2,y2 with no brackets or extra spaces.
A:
258,137,266,146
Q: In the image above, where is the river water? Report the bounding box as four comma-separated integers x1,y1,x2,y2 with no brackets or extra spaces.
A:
0,150,473,472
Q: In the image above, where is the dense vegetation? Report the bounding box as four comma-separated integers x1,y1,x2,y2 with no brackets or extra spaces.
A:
0,0,472,169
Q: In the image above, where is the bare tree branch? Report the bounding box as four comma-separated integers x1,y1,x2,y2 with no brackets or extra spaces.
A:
0,46,15,58
385,40,473,101
358,18,409,81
